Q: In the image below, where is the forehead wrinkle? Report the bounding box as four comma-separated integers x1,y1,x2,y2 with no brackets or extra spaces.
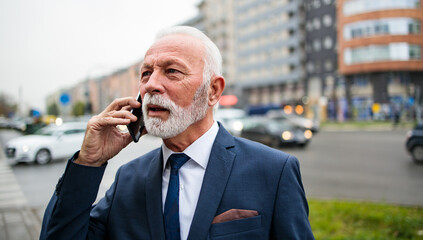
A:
143,55,191,71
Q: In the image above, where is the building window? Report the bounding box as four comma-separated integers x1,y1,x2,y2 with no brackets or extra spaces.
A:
323,36,333,49
409,20,422,34
410,45,422,59
353,77,369,87
344,43,422,65
323,14,333,27
313,17,321,30
306,21,314,31
324,59,333,71
306,62,315,73
313,0,321,9
313,39,322,52
343,0,421,16
344,18,421,40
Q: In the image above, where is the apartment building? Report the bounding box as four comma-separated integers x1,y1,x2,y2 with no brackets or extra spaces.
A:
234,0,306,110
197,0,237,92
49,0,423,122
304,0,338,121
338,0,423,120
47,62,140,116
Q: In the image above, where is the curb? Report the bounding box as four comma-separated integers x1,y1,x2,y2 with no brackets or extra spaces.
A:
0,154,41,239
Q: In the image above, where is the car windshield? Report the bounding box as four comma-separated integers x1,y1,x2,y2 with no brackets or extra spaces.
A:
33,126,58,136
267,120,292,132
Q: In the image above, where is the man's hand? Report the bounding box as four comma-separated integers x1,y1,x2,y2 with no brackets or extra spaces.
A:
75,97,142,167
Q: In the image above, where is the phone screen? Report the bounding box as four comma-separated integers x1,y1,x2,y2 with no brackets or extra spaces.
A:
127,93,144,142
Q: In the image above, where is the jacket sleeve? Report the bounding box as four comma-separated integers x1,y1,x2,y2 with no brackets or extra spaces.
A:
270,155,315,239
40,152,107,240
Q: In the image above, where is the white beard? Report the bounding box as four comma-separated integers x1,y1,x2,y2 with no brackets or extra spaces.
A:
142,86,209,139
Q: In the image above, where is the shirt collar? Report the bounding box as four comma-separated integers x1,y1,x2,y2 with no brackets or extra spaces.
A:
162,121,219,172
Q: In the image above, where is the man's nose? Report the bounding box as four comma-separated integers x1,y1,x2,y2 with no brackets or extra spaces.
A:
143,71,165,94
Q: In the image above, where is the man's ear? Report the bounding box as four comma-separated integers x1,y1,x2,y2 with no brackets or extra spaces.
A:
208,76,225,107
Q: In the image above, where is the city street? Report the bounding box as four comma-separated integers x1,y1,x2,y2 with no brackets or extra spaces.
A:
285,129,423,206
2,127,423,222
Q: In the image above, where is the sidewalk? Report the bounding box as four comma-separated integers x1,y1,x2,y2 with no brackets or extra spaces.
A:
0,155,41,240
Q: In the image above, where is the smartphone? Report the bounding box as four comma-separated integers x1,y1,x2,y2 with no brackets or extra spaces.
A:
127,93,144,142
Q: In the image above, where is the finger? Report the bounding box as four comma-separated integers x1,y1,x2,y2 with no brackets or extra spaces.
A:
108,110,138,122
98,116,131,126
122,105,133,112
106,97,141,112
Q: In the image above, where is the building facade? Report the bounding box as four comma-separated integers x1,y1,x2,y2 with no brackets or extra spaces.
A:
47,62,141,117
304,0,338,121
47,0,423,123
338,0,423,120
197,0,237,92
234,0,306,112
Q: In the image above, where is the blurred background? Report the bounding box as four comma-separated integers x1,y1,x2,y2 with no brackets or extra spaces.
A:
1,0,423,239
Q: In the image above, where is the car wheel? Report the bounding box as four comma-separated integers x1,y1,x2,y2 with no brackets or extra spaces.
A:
35,149,51,165
298,142,308,148
411,145,423,164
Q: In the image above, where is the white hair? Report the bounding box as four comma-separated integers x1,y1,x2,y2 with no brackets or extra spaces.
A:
154,26,223,88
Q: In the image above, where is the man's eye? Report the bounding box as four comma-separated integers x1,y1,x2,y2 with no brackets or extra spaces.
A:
141,71,151,77
167,69,180,74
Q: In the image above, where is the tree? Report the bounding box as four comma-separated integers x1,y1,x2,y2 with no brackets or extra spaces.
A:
0,92,17,117
72,101,85,116
47,102,60,116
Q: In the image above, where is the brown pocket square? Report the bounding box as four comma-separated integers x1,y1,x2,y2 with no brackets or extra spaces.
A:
212,209,259,224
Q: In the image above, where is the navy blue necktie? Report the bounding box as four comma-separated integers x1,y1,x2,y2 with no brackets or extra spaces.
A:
164,153,190,240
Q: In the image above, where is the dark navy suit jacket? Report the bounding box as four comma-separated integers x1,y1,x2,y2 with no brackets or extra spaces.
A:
40,125,314,239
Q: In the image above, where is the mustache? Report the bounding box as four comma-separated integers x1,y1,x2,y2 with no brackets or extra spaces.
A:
142,93,176,112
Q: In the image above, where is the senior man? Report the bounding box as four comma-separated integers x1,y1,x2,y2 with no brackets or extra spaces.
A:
40,26,314,240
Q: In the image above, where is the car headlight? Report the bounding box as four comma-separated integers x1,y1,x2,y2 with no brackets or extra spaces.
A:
56,117,63,126
304,129,313,139
22,145,29,152
282,131,293,140
232,121,244,132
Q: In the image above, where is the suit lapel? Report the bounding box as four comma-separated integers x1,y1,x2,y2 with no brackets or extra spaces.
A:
187,126,236,240
145,149,166,240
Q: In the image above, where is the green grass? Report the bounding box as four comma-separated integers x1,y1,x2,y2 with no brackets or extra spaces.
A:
309,199,423,240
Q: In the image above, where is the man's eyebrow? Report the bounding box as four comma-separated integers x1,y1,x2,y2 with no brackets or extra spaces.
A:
141,63,152,69
140,58,189,71
161,59,188,68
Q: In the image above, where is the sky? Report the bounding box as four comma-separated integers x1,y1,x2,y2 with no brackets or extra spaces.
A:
0,0,201,113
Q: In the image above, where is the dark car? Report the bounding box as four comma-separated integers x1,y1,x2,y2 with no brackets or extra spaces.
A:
240,117,312,148
266,109,320,133
406,124,423,164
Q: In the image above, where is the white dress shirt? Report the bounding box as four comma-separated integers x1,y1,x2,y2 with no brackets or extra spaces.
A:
161,121,219,240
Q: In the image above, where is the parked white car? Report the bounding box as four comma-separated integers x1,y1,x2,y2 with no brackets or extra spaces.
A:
214,108,246,136
4,122,87,165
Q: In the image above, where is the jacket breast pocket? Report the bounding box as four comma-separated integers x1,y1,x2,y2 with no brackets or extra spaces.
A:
209,215,263,239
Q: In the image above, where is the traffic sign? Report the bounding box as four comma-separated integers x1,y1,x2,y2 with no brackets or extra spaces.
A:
59,93,71,106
